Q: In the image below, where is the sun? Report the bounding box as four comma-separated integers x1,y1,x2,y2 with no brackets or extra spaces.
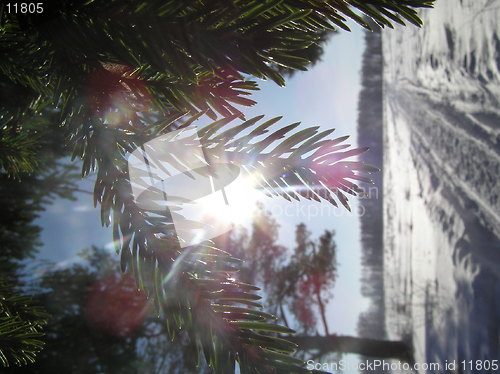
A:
196,173,263,227
225,174,263,225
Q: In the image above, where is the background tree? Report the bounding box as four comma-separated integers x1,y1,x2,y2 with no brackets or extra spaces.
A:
1,1,435,372
356,25,386,346
4,246,212,374
0,92,90,368
225,210,337,337
0,85,89,368
227,205,413,362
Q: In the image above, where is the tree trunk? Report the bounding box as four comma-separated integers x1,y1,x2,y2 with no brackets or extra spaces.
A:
287,335,413,362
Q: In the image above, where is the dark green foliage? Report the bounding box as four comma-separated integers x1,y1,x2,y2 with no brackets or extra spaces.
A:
0,161,83,369
0,131,38,177
0,280,48,367
0,174,43,282
0,163,81,284
0,73,60,177
275,30,336,78
0,1,435,372
0,140,80,284
0,84,85,368
1,0,435,125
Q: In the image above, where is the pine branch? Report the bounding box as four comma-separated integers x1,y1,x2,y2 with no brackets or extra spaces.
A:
118,113,379,212
200,115,379,211
0,279,48,367
0,131,38,177
1,0,435,127
86,112,377,373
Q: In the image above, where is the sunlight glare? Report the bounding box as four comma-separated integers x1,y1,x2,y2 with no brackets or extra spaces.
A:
197,173,263,227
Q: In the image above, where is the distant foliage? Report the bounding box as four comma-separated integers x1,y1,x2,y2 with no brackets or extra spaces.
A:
225,208,337,337
356,28,386,341
2,247,210,374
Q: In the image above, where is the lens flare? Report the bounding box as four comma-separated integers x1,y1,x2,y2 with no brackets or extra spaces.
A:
85,274,149,337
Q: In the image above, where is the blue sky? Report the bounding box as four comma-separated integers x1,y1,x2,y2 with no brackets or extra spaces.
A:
34,24,370,368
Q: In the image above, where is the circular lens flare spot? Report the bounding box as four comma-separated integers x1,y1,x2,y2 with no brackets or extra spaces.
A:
85,274,148,337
